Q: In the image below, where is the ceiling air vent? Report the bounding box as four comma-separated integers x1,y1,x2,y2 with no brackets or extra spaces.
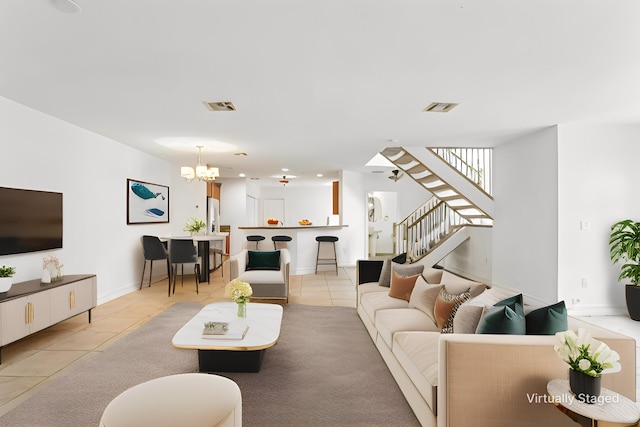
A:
205,101,236,111
423,102,459,113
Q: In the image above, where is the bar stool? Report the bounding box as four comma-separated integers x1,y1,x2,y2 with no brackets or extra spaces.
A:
271,235,292,250
246,235,265,250
315,236,338,274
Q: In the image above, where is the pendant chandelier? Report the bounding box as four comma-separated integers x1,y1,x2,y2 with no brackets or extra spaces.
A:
181,146,220,183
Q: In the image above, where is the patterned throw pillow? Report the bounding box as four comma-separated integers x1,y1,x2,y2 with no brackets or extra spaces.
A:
434,288,471,333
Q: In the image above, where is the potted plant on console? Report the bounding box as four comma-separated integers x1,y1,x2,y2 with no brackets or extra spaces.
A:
0,265,16,293
609,219,640,320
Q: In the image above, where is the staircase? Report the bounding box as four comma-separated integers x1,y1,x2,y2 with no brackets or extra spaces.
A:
385,147,494,264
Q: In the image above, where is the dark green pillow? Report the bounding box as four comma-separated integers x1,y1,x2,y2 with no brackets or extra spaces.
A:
494,293,524,316
525,301,567,335
246,250,281,271
475,305,526,334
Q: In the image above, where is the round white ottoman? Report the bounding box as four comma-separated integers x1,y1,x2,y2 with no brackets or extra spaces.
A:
99,373,241,427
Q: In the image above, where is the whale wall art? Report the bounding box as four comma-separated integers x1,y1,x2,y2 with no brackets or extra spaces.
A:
126,179,170,224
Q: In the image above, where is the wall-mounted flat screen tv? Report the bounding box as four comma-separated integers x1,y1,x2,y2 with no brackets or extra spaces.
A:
0,187,63,256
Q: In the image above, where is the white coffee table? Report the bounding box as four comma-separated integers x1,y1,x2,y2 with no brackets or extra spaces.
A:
172,302,283,372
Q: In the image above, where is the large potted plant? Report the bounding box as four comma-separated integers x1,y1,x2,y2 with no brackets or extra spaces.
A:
609,219,640,320
0,265,16,293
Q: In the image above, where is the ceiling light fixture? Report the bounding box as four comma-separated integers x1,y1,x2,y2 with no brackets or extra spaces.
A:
180,146,220,183
204,101,236,112
423,102,459,113
50,0,81,13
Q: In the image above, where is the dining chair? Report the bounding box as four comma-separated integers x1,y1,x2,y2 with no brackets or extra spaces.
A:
140,235,170,289
168,239,200,296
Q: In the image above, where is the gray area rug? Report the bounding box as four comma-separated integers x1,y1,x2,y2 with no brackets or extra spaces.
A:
0,303,419,426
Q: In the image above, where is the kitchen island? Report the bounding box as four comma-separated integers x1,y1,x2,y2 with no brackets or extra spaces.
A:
238,225,348,275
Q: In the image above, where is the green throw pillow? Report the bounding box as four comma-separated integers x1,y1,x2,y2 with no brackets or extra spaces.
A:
475,305,526,335
525,301,567,335
494,293,524,316
246,250,281,271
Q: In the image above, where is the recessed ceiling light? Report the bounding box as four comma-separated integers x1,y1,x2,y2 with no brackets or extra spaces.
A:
423,102,459,113
239,173,246,177
234,152,247,156
316,174,323,177
281,168,289,172
204,101,236,111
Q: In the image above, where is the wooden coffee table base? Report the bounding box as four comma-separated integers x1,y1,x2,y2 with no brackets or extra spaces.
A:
198,348,266,373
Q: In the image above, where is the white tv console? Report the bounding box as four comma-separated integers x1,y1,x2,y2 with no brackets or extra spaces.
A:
0,274,97,364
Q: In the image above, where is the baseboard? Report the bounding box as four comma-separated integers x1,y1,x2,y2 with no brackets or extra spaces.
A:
568,306,628,317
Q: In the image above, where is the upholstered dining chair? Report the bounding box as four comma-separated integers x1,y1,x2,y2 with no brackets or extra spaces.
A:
168,239,200,296
140,235,170,289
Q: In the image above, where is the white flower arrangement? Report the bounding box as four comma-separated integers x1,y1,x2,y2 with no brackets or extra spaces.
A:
554,328,621,377
228,279,252,304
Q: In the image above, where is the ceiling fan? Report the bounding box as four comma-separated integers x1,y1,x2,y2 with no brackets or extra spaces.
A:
388,169,403,182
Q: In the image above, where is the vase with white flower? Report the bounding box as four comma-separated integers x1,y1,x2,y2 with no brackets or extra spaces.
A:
228,279,252,319
554,328,621,403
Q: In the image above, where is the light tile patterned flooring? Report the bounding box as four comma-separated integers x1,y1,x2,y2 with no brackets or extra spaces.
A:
0,266,357,416
1,265,639,418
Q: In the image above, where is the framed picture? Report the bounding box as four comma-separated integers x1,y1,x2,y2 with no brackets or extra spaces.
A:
126,179,170,224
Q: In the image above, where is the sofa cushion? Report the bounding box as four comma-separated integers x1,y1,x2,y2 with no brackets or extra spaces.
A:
378,258,392,287
422,268,444,284
246,250,280,271
452,304,484,334
237,269,284,285
525,301,568,335
408,280,442,324
434,288,471,333
393,262,425,278
494,293,525,316
388,271,420,301
360,291,409,326
375,308,439,349
475,304,526,334
392,331,440,414
465,286,519,307
358,282,389,298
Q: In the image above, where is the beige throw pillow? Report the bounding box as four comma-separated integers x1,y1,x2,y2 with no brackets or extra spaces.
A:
408,281,443,324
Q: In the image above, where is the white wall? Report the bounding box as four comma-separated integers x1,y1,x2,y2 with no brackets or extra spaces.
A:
340,170,367,265
492,127,559,303
441,226,493,284
557,123,640,315
0,97,172,303
260,184,334,227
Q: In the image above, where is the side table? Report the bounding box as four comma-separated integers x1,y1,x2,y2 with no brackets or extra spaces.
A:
547,379,640,427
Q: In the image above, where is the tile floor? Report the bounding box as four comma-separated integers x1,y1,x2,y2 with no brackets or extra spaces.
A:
0,266,357,416
0,265,638,418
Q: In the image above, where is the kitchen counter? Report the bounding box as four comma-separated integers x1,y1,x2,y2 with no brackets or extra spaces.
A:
238,225,348,230
237,225,348,274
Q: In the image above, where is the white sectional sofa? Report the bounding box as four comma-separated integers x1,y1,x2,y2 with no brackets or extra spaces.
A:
356,259,637,427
